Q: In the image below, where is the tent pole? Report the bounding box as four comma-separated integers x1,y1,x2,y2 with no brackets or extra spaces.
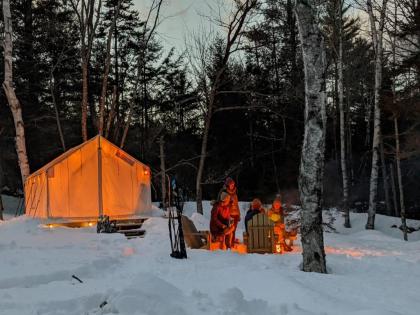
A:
46,171,50,217
98,136,104,216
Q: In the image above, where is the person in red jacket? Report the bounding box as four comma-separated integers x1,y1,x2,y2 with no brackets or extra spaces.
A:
210,192,234,249
218,177,240,244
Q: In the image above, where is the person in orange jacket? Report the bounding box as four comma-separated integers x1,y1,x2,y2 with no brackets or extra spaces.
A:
267,196,292,252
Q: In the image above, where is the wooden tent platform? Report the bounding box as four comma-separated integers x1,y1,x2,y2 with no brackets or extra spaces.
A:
44,217,148,239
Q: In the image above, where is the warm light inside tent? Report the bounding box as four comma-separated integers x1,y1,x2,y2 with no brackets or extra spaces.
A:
25,136,152,220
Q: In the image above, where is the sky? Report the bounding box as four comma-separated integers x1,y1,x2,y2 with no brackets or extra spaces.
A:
132,0,369,54
134,0,212,53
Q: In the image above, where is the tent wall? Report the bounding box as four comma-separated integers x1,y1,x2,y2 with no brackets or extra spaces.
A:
25,136,152,220
46,139,99,218
25,173,48,218
101,140,152,216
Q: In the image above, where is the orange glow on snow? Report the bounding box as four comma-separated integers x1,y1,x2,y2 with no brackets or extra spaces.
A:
123,247,135,256
324,246,389,258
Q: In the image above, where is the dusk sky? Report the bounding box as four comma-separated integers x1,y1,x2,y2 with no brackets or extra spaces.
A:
134,0,212,52
133,0,368,54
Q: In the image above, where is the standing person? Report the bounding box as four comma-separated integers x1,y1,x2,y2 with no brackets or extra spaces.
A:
210,192,234,250
218,177,240,244
267,196,291,252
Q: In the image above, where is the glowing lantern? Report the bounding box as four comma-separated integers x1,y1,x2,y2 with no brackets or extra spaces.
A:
143,168,150,177
275,243,282,254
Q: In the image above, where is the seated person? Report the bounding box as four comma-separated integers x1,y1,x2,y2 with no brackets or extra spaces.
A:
268,196,291,252
244,198,265,232
210,192,234,249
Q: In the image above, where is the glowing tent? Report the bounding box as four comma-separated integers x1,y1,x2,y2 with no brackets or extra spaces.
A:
24,136,152,220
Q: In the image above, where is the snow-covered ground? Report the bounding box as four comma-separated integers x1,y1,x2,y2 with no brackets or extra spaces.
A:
1,199,420,315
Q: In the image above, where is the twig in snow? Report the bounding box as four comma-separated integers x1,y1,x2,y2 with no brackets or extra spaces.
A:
72,275,83,283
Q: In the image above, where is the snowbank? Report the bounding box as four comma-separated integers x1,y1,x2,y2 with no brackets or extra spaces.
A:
1,205,420,315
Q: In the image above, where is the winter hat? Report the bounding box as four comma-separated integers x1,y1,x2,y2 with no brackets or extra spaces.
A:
273,195,282,205
225,177,235,187
220,191,231,203
251,198,262,209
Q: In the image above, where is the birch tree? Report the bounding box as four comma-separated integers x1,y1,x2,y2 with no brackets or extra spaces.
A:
2,0,31,184
366,0,388,230
295,0,327,273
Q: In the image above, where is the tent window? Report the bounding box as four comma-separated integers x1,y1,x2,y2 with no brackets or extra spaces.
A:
116,151,134,166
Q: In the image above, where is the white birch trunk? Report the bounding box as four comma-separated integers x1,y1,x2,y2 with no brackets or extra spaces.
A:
338,0,350,228
2,0,31,184
366,0,388,229
295,0,327,273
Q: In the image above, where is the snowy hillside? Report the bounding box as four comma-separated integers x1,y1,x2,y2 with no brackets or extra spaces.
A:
1,203,420,315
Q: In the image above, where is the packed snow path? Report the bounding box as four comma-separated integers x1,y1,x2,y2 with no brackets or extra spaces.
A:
1,204,420,315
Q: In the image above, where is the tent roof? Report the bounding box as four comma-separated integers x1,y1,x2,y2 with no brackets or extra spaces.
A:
26,135,148,180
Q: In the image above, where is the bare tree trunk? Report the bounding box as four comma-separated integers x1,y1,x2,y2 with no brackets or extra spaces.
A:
0,160,3,220
0,194,3,220
271,140,280,192
98,0,121,135
195,0,257,214
119,0,164,149
394,117,408,241
70,0,102,141
366,0,388,230
196,107,212,215
159,136,167,209
338,0,350,228
2,0,31,184
81,58,89,141
50,73,66,151
295,0,327,273
105,85,117,138
249,113,255,167
390,0,407,240
380,138,391,215
389,163,399,217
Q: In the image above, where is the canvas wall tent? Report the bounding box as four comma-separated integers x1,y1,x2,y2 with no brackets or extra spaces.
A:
25,136,152,220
